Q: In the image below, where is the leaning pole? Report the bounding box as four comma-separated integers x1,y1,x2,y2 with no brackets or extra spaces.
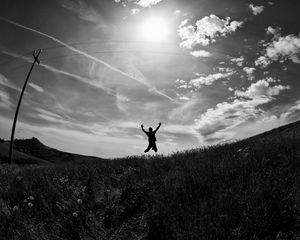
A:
8,50,41,164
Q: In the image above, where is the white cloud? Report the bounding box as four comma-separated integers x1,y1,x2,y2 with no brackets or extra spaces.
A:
256,32,300,68
230,56,244,66
266,26,281,37
189,71,235,88
116,90,130,114
234,79,290,99
266,26,276,35
281,100,300,120
243,67,255,75
194,79,290,140
130,8,140,15
195,98,266,137
177,84,189,89
283,66,288,71
135,0,163,7
190,50,211,58
28,83,44,93
217,67,234,73
174,10,181,17
175,79,190,90
256,100,300,128
178,14,243,49
255,56,271,68
249,4,265,15
175,79,186,84
178,96,190,101
266,34,300,63
243,67,255,80
179,19,189,28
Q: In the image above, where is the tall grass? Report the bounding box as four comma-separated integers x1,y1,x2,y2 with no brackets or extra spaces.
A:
0,130,299,239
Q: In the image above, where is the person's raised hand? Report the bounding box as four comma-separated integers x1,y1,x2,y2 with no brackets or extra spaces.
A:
159,122,161,126
141,124,144,128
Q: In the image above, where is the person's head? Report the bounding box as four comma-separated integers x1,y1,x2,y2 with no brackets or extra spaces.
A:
149,127,153,132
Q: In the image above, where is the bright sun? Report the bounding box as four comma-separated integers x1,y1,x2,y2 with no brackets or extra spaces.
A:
140,17,169,42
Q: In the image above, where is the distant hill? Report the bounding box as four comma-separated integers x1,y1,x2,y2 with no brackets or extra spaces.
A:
0,140,48,164
0,137,104,164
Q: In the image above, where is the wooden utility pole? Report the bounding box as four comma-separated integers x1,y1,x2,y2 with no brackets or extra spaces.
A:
8,50,41,164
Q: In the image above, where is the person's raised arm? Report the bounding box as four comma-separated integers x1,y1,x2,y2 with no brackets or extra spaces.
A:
141,124,147,133
154,122,161,132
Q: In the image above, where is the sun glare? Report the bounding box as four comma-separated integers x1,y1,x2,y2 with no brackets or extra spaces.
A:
140,17,169,42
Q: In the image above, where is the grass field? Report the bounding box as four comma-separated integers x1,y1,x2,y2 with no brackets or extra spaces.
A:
0,122,299,240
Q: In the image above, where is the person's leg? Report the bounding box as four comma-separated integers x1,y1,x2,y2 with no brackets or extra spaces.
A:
144,143,151,153
152,143,157,152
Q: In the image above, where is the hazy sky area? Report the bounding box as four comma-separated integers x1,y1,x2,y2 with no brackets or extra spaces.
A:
0,0,299,158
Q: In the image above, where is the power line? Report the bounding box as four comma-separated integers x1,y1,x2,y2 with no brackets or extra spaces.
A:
0,40,178,67
0,49,194,75
0,39,228,68
40,50,192,61
39,39,180,51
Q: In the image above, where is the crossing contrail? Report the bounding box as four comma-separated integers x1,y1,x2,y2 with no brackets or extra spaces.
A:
2,50,116,95
0,16,177,103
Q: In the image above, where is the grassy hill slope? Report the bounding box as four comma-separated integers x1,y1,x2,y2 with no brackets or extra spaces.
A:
0,121,299,239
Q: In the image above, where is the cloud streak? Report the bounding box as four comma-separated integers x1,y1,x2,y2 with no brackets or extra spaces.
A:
177,70,235,90
0,16,177,103
28,82,44,93
2,50,115,95
190,72,234,88
0,86,13,109
0,73,20,91
58,0,101,24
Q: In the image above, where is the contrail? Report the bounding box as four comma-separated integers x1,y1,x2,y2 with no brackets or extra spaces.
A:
0,16,177,103
2,50,116,96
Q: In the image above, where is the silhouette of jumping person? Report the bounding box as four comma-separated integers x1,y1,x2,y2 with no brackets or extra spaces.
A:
141,122,161,153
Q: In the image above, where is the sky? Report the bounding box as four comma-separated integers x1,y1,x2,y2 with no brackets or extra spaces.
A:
0,0,299,158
